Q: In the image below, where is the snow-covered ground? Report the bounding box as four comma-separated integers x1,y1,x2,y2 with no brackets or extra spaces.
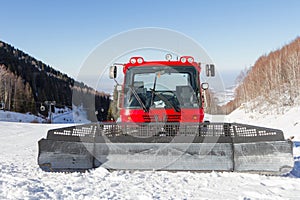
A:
228,105,300,141
0,106,300,199
0,105,90,124
214,85,236,106
0,110,44,123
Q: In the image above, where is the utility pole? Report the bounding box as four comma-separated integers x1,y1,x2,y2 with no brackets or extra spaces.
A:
44,101,56,123
0,101,5,110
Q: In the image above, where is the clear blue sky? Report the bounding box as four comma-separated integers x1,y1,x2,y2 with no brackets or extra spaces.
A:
1,0,300,86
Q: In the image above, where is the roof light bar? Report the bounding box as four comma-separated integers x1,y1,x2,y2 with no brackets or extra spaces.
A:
130,57,144,64
180,56,195,64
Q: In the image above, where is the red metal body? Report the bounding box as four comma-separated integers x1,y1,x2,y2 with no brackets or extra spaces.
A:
123,56,201,73
120,108,204,123
119,56,205,123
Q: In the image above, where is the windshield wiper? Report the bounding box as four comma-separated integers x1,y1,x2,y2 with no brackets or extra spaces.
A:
154,92,181,112
148,70,180,112
149,74,158,108
129,86,148,112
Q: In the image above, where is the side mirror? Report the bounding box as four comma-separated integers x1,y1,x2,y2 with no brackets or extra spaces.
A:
109,66,117,79
205,64,215,77
201,83,209,90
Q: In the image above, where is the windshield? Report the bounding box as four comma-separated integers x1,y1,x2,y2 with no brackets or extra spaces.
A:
134,72,189,91
123,66,200,110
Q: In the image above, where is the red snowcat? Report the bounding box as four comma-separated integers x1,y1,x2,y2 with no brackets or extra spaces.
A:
38,55,294,175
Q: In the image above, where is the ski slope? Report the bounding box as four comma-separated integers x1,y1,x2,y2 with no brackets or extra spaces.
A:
0,105,90,124
0,108,300,199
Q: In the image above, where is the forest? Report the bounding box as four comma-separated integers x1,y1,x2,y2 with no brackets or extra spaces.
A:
222,37,300,114
0,41,110,121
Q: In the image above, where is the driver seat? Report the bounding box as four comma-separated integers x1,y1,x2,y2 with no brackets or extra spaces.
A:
176,85,195,107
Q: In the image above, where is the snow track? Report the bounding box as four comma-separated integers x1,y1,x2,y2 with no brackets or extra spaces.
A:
0,121,300,199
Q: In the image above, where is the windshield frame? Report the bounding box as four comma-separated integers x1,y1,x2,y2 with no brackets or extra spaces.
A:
123,65,201,109
125,66,198,90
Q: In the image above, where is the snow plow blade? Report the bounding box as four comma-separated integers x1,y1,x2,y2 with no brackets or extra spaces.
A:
38,122,294,175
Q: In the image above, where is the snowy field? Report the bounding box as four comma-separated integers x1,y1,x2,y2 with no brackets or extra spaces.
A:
0,107,300,199
227,105,300,141
0,106,90,124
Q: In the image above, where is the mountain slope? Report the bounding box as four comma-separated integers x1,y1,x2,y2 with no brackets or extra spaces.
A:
0,40,110,121
222,37,300,114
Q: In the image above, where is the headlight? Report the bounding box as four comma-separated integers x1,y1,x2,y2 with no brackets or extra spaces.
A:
137,57,143,64
130,58,136,64
180,57,187,63
187,57,194,63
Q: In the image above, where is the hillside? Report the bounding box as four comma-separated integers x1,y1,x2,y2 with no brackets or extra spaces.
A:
222,37,300,114
0,41,110,121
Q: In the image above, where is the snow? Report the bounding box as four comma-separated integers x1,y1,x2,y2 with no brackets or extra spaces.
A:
52,106,90,124
0,106,300,199
0,105,90,124
227,105,300,141
0,110,44,123
215,85,237,106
